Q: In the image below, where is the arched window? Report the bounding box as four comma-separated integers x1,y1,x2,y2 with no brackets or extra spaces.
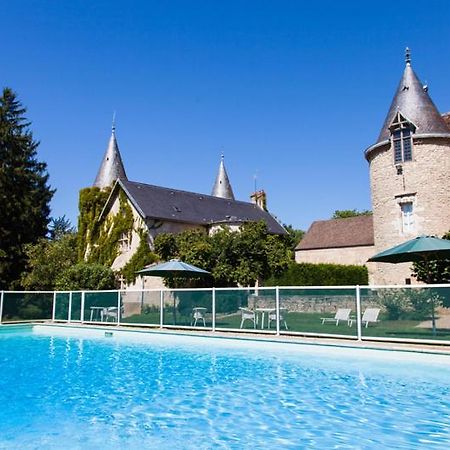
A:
390,112,414,163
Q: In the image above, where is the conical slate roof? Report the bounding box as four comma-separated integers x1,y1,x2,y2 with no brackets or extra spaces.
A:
211,156,235,200
93,127,127,189
376,49,449,144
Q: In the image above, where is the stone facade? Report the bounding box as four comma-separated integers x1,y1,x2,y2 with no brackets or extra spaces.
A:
369,137,450,284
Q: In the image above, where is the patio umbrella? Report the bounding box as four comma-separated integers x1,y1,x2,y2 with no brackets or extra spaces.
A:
368,235,450,335
137,259,211,278
137,259,211,324
368,236,450,264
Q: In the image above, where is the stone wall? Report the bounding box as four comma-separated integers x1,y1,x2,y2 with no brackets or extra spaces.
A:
248,293,369,313
368,137,450,285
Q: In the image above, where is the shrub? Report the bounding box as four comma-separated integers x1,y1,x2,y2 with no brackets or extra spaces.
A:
264,262,368,286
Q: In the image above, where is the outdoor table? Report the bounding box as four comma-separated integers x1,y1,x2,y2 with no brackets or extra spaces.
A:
255,308,275,329
89,306,105,322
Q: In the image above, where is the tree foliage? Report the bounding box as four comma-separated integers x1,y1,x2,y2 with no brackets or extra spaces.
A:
21,232,78,290
0,88,54,288
282,224,305,249
153,221,293,287
332,209,372,219
412,231,450,284
48,215,75,241
55,263,116,290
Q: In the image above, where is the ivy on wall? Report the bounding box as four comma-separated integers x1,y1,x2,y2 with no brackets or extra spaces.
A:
78,187,158,283
120,230,158,283
77,187,111,261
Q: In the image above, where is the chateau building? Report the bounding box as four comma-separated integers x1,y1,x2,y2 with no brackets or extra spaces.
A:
89,126,285,281
296,49,450,285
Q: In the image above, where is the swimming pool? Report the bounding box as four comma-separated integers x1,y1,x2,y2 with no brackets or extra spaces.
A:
0,325,449,449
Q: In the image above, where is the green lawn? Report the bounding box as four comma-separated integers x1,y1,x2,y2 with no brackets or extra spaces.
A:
121,310,450,341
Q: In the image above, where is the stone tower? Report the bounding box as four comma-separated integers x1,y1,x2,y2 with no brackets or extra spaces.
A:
93,125,127,189
366,49,450,285
211,155,235,200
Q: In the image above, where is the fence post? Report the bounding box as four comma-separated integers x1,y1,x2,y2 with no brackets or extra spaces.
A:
117,290,121,326
275,286,280,336
212,288,216,332
0,291,4,324
356,285,362,341
52,292,57,322
81,291,85,324
68,292,72,323
159,290,164,329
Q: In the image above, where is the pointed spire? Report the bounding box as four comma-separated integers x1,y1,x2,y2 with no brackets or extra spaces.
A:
375,48,449,144
211,154,235,200
93,122,127,189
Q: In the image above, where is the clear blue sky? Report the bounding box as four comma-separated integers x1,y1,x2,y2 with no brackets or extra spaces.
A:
4,1,450,231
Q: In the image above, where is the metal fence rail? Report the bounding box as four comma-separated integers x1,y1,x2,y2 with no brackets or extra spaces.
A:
1,285,450,345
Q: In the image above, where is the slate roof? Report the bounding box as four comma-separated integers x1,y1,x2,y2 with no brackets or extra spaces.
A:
211,156,235,200
105,179,286,234
296,215,374,251
375,58,450,146
94,128,127,188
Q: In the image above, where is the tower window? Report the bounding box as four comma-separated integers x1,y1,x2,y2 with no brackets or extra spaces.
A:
390,112,414,163
400,202,414,233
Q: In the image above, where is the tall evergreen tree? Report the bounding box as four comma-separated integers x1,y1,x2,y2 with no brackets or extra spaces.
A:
0,88,54,289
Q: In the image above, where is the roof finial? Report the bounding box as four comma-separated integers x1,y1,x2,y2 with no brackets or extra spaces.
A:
405,47,411,65
112,111,116,133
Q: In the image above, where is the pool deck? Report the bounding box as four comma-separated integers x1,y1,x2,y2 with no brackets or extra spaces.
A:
21,321,450,357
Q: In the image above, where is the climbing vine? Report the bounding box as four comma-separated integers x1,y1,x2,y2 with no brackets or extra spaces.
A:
78,188,134,266
77,187,111,261
120,230,159,283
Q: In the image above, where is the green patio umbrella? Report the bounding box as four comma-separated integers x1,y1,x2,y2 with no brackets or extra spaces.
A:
137,259,211,325
368,236,450,264
368,235,450,335
137,259,211,278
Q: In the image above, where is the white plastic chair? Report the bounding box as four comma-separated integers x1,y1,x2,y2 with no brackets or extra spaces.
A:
239,307,256,329
321,308,351,326
191,307,207,326
268,308,289,330
101,306,122,322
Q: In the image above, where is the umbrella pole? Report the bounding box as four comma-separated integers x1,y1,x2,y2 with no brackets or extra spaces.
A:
425,260,437,336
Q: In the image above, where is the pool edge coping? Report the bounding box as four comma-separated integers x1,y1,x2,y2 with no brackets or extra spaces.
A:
22,322,450,358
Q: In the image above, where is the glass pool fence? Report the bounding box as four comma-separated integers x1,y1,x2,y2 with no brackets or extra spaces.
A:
1,285,450,344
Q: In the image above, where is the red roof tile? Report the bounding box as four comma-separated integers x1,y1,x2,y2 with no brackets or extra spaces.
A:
296,215,374,250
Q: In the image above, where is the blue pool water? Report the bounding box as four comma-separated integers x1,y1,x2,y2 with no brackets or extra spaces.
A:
0,326,449,449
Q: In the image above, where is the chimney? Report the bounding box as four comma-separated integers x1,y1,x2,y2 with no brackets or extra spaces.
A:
250,190,267,210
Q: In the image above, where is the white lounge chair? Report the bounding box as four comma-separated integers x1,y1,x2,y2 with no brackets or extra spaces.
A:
348,308,381,327
360,308,380,328
239,307,256,329
321,308,351,326
268,308,289,330
191,307,207,326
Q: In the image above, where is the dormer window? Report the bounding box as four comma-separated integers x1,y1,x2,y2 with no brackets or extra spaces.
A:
390,112,415,163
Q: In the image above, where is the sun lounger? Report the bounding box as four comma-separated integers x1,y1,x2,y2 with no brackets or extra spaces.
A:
321,308,351,326
349,308,380,328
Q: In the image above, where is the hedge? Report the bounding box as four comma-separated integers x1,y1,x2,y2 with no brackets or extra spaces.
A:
264,262,368,286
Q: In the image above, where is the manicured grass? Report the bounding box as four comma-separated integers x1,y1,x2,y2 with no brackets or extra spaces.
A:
121,310,450,341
